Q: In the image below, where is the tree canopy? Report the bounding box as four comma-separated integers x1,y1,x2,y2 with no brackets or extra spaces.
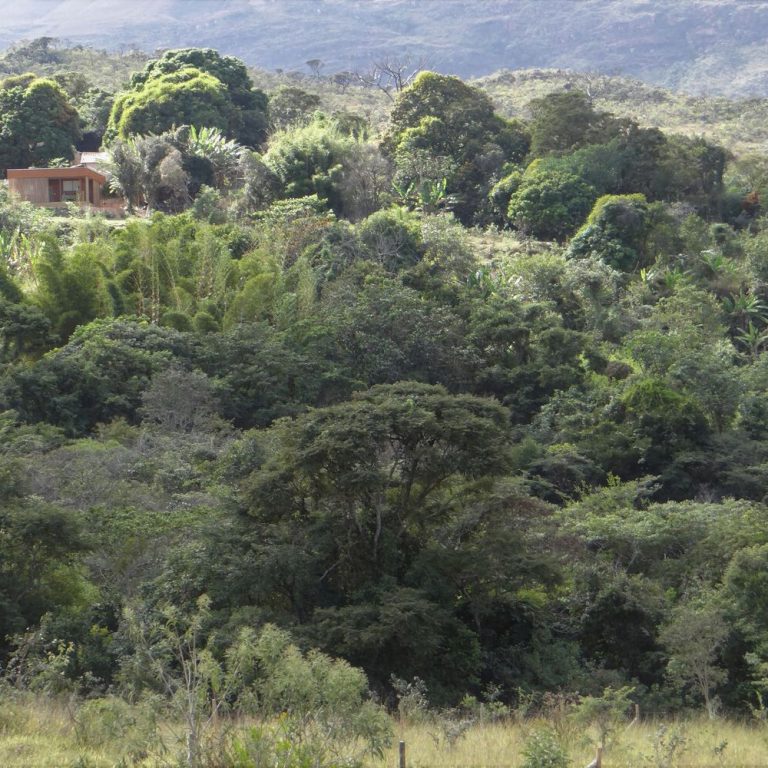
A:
0,74,79,173
107,48,268,147
385,71,530,223
6,48,768,748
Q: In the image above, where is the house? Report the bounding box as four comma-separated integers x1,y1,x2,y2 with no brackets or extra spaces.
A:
7,164,108,208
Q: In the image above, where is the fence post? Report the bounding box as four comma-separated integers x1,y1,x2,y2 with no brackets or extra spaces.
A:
399,740,406,768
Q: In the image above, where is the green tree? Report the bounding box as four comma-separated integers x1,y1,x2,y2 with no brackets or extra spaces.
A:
0,261,51,360
195,323,332,428
263,115,355,215
234,383,513,696
268,85,321,130
624,285,740,434
107,48,268,147
106,137,143,213
385,71,529,223
184,125,243,190
619,378,711,473
107,133,190,213
660,135,728,215
243,624,392,766
0,319,196,434
74,86,114,145
537,140,626,196
507,166,597,241
521,728,570,768
527,90,621,157
572,686,636,750
316,269,474,390
356,206,423,272
108,67,230,140
32,237,114,342
0,75,80,173
0,496,89,658
122,599,391,768
575,569,666,685
0,299,51,361
567,194,657,272
122,595,222,768
723,544,768,649
660,597,728,718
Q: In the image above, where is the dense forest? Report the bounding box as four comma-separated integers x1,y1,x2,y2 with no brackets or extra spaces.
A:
4,37,768,768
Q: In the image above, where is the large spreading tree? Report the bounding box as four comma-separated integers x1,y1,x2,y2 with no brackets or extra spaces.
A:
106,48,269,147
385,71,530,224
0,74,80,174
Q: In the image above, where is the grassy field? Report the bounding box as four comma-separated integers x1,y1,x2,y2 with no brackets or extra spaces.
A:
386,718,768,767
0,694,109,768
2,692,768,768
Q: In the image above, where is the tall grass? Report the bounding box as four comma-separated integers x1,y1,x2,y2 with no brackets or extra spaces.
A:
381,717,768,768
0,692,113,768
2,693,768,767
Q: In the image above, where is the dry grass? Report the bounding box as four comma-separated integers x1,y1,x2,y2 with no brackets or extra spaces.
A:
3,694,768,767
0,694,114,768
377,717,768,768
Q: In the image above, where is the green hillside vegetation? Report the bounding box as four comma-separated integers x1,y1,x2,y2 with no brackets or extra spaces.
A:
246,65,768,157
0,37,147,92
478,68,768,156
0,39,148,147
3,38,768,158
6,43,768,767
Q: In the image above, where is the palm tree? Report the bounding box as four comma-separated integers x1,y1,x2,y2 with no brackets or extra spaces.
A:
105,137,143,213
722,290,768,332
736,321,768,360
185,125,244,189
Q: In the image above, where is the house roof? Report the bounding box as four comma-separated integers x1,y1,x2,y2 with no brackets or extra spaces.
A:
7,166,107,183
74,151,109,167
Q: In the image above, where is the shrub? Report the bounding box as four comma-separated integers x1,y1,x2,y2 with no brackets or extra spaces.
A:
521,727,571,768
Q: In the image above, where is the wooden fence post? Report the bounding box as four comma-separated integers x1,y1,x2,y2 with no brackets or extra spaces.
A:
399,739,406,768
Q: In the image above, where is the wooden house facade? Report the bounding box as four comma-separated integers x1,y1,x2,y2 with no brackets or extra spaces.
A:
7,166,107,208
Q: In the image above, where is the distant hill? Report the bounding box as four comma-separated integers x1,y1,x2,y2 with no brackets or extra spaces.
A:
3,0,768,97
3,41,767,158
476,69,768,155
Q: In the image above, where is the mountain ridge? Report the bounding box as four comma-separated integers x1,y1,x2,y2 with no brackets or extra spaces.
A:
3,1,768,97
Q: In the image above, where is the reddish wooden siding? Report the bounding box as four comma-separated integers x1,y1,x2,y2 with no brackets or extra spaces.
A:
7,167,106,207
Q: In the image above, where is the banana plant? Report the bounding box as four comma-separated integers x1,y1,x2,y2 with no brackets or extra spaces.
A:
416,176,449,214
722,290,768,332
736,321,768,360
186,125,245,189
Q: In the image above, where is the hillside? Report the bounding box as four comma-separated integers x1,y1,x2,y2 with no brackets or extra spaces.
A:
6,31,768,768
477,69,768,155
2,36,767,158
3,0,768,97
